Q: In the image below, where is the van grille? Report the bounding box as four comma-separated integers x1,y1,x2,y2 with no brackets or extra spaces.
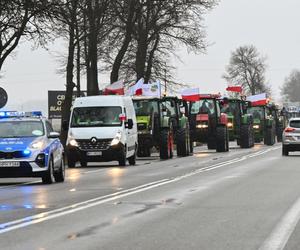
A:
77,139,112,151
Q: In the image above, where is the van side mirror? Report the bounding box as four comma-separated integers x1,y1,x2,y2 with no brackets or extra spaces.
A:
126,119,134,129
62,120,68,131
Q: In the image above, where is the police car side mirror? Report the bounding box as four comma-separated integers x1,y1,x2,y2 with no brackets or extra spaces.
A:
125,119,134,129
48,132,60,139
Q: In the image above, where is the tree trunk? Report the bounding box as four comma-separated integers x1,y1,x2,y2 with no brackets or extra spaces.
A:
144,35,159,83
86,0,99,96
135,27,148,80
60,26,76,147
110,0,136,84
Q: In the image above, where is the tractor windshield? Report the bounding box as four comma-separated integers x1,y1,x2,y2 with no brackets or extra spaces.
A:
133,100,159,116
248,106,264,120
191,99,215,115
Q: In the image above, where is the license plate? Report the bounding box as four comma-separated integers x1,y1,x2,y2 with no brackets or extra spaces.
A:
0,162,20,167
87,151,102,156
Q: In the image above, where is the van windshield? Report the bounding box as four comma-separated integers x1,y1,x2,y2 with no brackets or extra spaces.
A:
71,107,122,127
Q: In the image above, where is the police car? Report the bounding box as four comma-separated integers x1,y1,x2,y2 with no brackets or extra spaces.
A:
0,111,65,184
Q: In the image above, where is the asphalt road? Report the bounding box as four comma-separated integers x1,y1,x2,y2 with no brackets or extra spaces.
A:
1,143,300,250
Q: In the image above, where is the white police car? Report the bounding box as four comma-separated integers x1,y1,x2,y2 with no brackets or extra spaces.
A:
0,111,65,184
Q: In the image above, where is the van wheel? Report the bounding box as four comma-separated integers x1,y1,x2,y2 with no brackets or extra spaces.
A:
42,157,55,184
54,158,65,182
128,146,137,165
119,148,127,167
67,155,76,168
80,159,87,167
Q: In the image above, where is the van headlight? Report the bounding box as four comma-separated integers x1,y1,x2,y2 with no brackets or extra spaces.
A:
111,132,122,146
69,138,78,147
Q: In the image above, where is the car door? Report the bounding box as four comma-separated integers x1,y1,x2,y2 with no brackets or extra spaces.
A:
46,121,61,168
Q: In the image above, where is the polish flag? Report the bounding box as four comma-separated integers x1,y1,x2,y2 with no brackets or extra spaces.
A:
132,78,144,96
103,80,124,95
181,88,200,102
226,85,242,93
247,93,268,106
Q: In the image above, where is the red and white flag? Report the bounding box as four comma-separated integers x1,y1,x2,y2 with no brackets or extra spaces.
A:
103,80,124,95
181,88,200,101
247,93,267,106
128,78,144,96
226,85,242,93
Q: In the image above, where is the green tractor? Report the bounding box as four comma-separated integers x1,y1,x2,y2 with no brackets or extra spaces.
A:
269,104,286,142
221,98,254,148
133,96,190,159
188,94,229,152
247,104,276,145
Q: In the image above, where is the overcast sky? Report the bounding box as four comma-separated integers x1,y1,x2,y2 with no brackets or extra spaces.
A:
1,0,300,114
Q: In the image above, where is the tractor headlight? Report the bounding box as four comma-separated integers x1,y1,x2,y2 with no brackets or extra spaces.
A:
196,124,208,129
253,124,260,129
111,132,122,146
227,122,233,128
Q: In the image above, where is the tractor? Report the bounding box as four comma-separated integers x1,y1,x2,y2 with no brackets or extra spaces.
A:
188,94,229,152
133,96,190,159
247,104,276,145
268,104,286,142
221,98,254,148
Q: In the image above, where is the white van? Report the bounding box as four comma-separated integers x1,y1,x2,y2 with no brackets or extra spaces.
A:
66,95,137,167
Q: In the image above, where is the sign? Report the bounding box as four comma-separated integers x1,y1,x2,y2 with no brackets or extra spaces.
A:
0,87,8,109
48,90,86,119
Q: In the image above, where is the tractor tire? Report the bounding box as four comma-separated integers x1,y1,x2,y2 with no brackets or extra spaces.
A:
176,128,189,157
240,124,252,148
277,126,283,142
137,146,151,157
282,145,289,156
216,126,228,152
160,129,173,160
264,127,275,146
207,137,216,150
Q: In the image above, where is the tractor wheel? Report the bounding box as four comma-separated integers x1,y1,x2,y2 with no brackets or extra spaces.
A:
277,125,283,142
240,124,252,148
207,137,216,150
264,127,275,146
176,128,189,157
160,130,173,159
216,126,227,152
137,146,151,157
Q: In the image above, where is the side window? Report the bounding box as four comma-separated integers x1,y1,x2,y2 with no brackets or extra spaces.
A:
46,121,54,135
165,100,176,116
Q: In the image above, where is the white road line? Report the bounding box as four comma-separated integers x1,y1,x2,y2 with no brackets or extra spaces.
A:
259,196,300,250
0,180,41,190
0,146,280,234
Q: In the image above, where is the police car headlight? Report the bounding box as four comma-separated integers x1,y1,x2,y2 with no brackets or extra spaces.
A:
111,132,122,146
69,138,78,147
30,140,45,150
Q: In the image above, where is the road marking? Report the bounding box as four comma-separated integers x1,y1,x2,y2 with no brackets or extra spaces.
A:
0,146,280,234
0,180,41,190
259,195,300,250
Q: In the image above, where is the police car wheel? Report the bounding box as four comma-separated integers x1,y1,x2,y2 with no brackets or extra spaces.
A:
42,157,55,184
54,158,65,182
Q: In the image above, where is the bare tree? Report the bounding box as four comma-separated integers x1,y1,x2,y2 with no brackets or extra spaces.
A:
281,70,300,102
223,45,270,95
0,0,57,72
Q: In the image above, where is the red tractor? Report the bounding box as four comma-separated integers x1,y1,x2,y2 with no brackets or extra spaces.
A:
188,94,229,152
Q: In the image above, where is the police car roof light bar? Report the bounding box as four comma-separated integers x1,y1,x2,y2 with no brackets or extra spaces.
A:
0,111,43,119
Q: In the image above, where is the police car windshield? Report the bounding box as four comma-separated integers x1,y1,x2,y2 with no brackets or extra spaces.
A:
71,107,122,127
0,121,45,138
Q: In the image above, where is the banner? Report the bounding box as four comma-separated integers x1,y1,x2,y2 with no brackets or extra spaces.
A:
141,80,161,97
48,90,86,119
246,93,267,106
181,88,200,101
